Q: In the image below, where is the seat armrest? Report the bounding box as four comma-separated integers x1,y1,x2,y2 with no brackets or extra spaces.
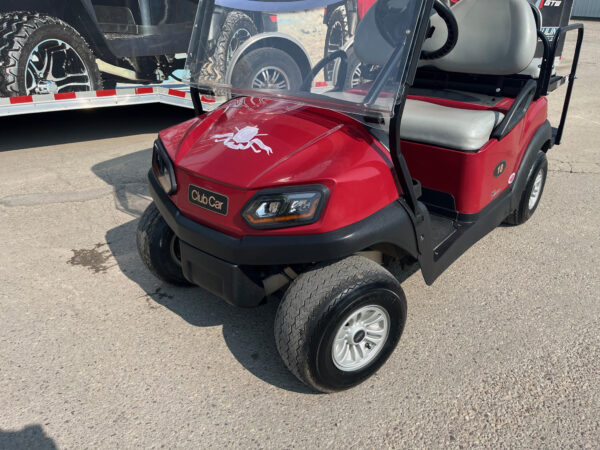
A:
491,79,537,141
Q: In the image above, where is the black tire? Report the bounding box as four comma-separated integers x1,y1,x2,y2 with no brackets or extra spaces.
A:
275,256,407,393
324,6,349,82
231,47,303,91
504,151,548,226
0,12,102,97
214,11,257,76
136,202,192,287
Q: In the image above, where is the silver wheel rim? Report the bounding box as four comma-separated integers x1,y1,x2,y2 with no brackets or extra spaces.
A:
528,170,544,210
252,67,290,90
350,64,362,88
227,28,252,63
332,304,390,372
26,39,92,95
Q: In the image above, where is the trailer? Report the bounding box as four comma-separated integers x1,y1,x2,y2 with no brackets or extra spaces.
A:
0,1,274,116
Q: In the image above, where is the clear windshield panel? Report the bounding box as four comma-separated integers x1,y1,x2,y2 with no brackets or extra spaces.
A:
184,0,425,118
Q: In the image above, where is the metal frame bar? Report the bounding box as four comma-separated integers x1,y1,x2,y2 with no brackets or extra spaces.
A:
547,23,585,145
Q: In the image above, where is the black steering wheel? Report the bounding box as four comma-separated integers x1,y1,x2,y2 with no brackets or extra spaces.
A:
421,0,459,60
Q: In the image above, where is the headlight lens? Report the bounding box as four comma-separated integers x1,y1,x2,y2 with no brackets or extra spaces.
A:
152,140,177,195
243,187,328,229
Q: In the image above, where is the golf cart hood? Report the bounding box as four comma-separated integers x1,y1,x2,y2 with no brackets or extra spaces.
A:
158,96,399,236
160,97,364,189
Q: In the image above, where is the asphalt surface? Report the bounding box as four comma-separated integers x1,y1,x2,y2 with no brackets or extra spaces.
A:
1,22,599,449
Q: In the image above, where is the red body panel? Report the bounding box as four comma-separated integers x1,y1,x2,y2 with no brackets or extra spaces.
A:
402,96,548,214
159,97,398,237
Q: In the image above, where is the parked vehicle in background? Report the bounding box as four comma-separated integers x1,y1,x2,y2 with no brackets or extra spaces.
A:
0,0,275,98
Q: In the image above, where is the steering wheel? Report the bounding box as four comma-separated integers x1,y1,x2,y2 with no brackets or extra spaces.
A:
421,0,459,60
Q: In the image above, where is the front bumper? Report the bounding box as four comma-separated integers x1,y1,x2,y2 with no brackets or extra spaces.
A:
148,171,418,306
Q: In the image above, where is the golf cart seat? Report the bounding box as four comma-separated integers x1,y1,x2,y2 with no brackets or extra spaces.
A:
354,0,537,151
400,100,505,151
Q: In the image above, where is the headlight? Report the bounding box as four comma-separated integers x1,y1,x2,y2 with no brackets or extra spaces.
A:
243,186,328,229
152,140,177,195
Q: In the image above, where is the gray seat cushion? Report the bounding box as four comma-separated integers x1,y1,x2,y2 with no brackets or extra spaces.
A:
400,99,505,151
424,0,537,76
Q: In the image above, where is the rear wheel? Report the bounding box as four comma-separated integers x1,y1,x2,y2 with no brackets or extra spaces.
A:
0,12,102,97
214,11,257,75
324,6,349,82
505,151,548,225
136,202,192,286
231,47,302,91
275,256,407,393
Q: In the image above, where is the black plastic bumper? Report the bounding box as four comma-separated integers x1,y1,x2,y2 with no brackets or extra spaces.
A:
147,171,419,306
178,241,265,307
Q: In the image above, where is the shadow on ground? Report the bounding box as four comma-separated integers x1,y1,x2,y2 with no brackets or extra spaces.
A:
93,150,315,394
0,425,57,450
0,104,193,152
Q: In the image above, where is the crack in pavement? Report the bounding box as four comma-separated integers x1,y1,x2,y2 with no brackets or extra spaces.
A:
0,183,148,207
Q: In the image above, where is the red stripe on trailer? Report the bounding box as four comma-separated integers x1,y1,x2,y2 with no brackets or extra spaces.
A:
201,96,216,103
54,92,77,100
136,87,154,94
96,89,117,97
10,96,33,104
315,81,328,87
168,89,186,98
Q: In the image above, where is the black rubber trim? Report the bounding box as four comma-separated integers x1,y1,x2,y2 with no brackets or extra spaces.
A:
148,171,419,266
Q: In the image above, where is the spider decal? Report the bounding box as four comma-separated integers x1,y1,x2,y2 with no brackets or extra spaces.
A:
211,126,273,156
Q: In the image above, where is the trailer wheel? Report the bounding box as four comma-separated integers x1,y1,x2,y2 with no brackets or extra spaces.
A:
231,47,302,91
136,202,193,287
505,151,548,226
275,256,407,393
0,12,102,97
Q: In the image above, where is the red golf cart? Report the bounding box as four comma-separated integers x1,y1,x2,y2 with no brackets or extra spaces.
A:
137,0,583,392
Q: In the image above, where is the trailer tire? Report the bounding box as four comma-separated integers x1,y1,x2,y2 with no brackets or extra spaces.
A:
0,11,102,97
275,256,407,393
137,202,193,287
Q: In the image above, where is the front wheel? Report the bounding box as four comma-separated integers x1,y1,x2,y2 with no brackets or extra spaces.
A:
136,202,192,286
0,12,102,97
275,256,407,393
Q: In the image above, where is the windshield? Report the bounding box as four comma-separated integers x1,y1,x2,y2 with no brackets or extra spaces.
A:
183,0,426,118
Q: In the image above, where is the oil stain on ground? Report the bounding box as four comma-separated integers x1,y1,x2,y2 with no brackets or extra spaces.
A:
68,243,114,273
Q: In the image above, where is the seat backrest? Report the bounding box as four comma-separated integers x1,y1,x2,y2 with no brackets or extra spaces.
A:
424,0,538,75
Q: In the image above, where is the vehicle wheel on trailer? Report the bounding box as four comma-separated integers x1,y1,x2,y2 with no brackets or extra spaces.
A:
0,12,102,97
324,6,349,82
231,47,302,91
504,151,548,226
274,256,407,393
136,202,193,287
214,11,258,75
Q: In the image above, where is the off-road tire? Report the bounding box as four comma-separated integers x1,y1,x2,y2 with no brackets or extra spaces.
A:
214,12,257,76
275,256,407,393
324,6,349,82
504,151,548,226
231,47,302,91
136,202,192,287
0,11,102,97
